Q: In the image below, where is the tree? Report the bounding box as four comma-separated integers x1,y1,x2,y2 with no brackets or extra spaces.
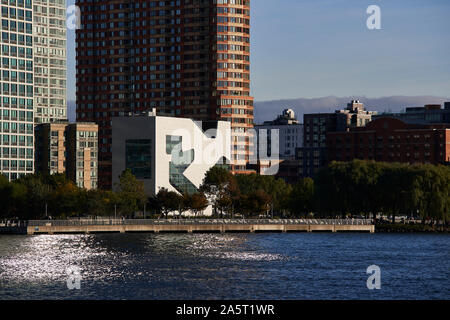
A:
81,189,116,217
252,190,272,217
14,174,51,219
177,193,191,218
289,178,314,217
156,188,181,218
238,189,271,218
49,179,81,218
188,193,209,217
415,165,450,223
236,174,292,217
115,169,147,216
0,175,13,219
200,166,238,217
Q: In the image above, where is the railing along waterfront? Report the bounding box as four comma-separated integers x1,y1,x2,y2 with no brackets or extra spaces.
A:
27,219,373,227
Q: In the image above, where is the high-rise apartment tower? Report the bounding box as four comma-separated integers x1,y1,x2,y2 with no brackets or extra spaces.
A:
0,0,35,180
0,0,67,181
76,0,254,189
33,0,67,124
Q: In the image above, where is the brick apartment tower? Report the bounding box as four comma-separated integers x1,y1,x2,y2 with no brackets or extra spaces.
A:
76,0,254,189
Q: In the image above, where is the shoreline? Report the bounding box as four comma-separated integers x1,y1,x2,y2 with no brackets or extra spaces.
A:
1,226,448,235
375,223,449,233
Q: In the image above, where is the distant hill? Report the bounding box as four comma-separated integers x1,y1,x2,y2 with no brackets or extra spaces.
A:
68,95,450,124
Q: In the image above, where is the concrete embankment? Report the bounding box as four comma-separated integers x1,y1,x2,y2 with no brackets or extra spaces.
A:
25,219,375,235
0,227,27,235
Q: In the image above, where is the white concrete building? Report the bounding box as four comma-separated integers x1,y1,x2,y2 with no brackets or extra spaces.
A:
255,109,303,160
112,111,231,199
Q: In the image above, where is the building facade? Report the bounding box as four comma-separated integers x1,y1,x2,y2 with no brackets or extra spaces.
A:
373,103,450,125
76,0,254,189
35,121,98,189
0,0,68,181
35,121,66,175
0,0,35,180
112,111,231,196
255,109,303,160
33,0,67,124
297,100,377,177
327,117,450,165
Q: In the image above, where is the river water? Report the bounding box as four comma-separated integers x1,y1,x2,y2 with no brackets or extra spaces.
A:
0,233,448,300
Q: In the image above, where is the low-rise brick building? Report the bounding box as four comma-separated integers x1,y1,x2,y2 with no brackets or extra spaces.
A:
327,117,450,165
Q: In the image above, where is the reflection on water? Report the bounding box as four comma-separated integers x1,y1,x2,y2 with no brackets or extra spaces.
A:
0,233,448,300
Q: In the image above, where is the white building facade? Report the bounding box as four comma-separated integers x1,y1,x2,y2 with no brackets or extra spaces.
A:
255,109,303,160
112,112,231,199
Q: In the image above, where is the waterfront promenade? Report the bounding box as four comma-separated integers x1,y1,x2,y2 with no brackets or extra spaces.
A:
25,219,374,235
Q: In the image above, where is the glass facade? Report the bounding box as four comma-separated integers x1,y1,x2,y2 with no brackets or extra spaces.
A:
125,139,151,180
0,0,35,180
166,135,196,195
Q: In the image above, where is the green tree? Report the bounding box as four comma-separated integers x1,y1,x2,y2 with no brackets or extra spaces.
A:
200,166,238,217
14,174,51,219
0,175,13,219
115,169,147,216
238,189,271,218
289,177,314,217
156,187,181,218
235,174,292,217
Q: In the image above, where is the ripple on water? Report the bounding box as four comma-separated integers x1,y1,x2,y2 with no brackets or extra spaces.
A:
0,233,448,300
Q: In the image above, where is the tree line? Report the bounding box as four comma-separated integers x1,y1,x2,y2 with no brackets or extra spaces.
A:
314,160,449,223
0,160,448,222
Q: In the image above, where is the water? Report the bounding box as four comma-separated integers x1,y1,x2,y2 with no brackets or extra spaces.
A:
0,233,448,300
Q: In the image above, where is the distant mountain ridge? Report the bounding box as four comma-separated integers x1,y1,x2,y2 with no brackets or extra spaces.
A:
67,96,450,124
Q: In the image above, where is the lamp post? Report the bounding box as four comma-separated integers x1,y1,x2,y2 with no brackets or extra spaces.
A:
271,203,274,219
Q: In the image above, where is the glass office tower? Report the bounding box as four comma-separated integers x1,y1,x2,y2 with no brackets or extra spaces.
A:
0,0,35,180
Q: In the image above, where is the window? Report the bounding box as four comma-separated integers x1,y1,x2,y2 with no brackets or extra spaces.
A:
125,139,152,179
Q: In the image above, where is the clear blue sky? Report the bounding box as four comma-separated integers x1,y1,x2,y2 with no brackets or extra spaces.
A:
66,0,450,102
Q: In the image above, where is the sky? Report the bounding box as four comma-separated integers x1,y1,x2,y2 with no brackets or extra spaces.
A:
66,0,450,102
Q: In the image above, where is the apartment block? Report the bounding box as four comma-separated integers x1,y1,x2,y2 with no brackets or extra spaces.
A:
33,0,67,124
327,117,450,165
298,100,377,177
373,103,450,125
35,121,98,189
